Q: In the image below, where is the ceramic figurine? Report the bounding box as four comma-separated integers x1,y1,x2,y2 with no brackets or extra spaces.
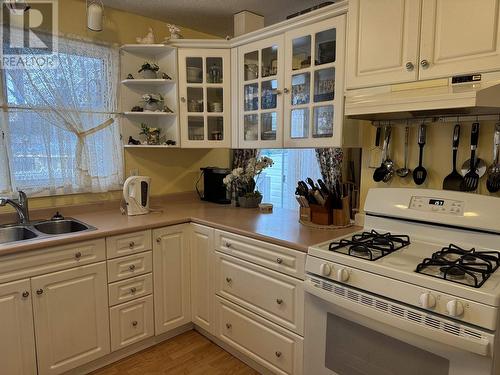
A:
136,27,155,44
161,72,172,80
126,73,134,79
128,136,141,145
167,24,181,39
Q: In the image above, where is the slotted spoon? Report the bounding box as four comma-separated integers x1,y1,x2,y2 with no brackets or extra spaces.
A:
461,122,481,192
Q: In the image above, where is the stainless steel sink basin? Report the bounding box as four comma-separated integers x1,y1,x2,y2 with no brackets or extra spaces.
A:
33,219,93,235
0,226,38,245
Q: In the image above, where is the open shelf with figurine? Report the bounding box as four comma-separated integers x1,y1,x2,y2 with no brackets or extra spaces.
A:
120,42,180,148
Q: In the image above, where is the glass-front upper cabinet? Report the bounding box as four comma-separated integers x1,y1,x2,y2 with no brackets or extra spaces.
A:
283,16,346,148
178,49,231,148
238,35,284,148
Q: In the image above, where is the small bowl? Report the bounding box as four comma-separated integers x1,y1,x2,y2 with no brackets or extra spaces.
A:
259,203,273,213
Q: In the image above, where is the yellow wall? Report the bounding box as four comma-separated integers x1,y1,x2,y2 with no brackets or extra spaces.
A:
359,120,500,211
6,0,230,212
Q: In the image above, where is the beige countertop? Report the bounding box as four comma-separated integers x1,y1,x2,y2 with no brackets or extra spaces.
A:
0,192,361,256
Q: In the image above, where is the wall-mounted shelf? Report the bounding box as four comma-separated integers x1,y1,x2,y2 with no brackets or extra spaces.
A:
120,44,175,56
123,144,179,149
122,112,176,117
121,79,176,86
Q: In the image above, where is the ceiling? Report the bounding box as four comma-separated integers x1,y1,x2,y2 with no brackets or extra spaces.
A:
102,0,328,37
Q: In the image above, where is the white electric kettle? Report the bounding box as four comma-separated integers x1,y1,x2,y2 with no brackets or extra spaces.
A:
123,176,151,216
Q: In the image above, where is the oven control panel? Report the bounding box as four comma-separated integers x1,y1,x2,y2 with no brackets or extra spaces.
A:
409,196,464,215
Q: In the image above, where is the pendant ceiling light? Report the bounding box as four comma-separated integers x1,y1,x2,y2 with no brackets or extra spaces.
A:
87,0,104,32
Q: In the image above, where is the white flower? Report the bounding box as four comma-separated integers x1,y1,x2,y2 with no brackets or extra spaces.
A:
232,167,244,177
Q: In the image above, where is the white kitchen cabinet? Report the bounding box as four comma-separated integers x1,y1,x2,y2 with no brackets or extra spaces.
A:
190,224,215,334
238,35,285,148
0,279,37,375
153,224,191,335
419,0,500,80
346,0,421,88
32,262,110,375
283,16,346,147
179,48,232,148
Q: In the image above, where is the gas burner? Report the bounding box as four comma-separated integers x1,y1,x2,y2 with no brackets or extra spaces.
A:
328,230,410,261
416,244,500,288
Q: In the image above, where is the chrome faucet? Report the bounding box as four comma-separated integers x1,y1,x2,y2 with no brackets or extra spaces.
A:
0,191,30,224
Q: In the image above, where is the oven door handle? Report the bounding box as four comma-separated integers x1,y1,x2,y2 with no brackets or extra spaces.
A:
304,279,491,357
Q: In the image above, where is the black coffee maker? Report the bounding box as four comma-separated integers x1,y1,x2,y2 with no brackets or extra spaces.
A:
196,167,231,204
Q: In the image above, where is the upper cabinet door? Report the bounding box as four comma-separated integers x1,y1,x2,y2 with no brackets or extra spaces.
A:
283,16,346,148
238,35,285,148
346,0,421,89
419,0,500,80
179,48,231,148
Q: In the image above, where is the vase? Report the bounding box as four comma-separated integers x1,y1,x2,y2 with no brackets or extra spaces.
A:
146,132,160,145
238,195,263,208
144,101,161,111
140,70,157,79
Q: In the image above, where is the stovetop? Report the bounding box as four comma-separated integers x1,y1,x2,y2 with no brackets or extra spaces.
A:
328,229,410,261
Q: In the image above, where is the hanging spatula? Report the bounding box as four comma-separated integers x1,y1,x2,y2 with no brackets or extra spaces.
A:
443,124,464,191
412,124,427,185
461,122,481,192
486,123,500,193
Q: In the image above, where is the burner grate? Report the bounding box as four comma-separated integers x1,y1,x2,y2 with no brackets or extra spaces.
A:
415,244,500,288
328,230,410,261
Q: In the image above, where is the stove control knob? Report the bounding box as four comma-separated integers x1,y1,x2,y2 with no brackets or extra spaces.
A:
319,263,332,276
419,292,436,309
446,300,464,317
337,268,349,282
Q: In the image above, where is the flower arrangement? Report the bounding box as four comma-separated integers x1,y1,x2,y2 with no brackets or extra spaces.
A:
142,93,163,103
223,156,274,203
138,62,160,73
140,123,161,145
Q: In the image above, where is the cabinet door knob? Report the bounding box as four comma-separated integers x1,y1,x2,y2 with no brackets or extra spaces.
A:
130,287,137,294
225,242,232,248
276,89,282,95
275,351,282,358
276,257,283,264
36,289,44,295
129,264,136,271
132,320,138,327
283,88,290,94
22,291,30,298
276,298,283,305
74,251,82,259
405,62,414,71
226,323,232,329
156,237,162,243
181,97,186,103
420,59,430,68
129,241,135,249
225,277,232,283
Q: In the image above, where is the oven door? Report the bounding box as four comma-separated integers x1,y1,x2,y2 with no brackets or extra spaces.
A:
304,276,495,375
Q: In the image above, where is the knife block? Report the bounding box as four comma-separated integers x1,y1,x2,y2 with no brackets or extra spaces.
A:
310,203,333,225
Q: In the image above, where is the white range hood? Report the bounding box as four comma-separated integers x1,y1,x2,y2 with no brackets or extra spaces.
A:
345,72,500,120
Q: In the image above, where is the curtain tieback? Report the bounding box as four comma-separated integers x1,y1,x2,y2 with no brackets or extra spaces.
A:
76,118,115,139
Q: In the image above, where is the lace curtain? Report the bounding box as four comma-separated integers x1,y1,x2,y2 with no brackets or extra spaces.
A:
1,35,123,196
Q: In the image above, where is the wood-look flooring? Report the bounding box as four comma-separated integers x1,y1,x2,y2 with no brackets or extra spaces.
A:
90,330,260,375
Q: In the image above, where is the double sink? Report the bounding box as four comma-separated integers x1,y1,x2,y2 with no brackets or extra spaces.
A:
0,218,96,245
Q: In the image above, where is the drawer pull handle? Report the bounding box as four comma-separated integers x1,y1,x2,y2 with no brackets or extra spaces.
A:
156,238,162,243
132,320,138,327
225,277,232,284
276,257,283,264
225,242,232,248
130,287,137,294
129,264,136,271
276,298,283,305
275,351,282,358
36,289,44,295
129,241,135,249
22,291,30,298
75,251,82,259
226,323,232,329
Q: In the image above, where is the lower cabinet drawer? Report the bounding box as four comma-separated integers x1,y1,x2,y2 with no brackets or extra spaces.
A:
110,295,154,352
108,273,153,306
107,251,152,283
215,252,304,335
216,296,303,375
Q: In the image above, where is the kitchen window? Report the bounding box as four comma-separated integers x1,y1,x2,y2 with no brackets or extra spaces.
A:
0,36,123,196
258,148,322,209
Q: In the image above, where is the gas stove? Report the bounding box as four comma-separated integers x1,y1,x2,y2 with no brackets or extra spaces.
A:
305,188,500,375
